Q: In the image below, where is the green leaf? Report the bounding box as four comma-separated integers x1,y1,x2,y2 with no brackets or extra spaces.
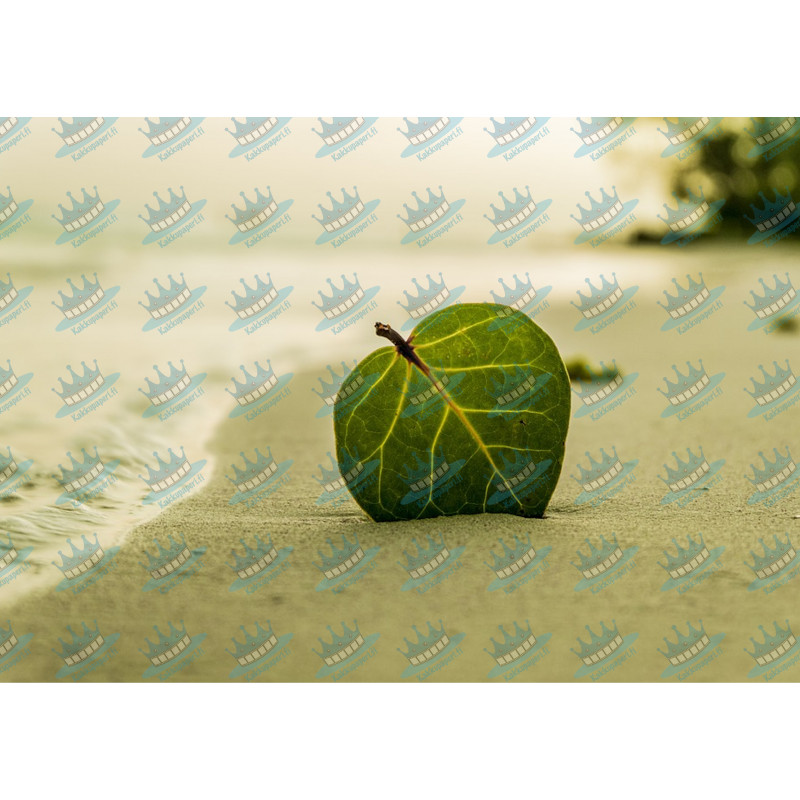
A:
333,303,571,521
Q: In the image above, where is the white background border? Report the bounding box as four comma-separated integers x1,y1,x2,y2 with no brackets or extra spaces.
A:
5,0,799,793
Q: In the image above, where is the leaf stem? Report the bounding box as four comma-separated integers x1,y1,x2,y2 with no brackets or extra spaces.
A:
375,322,426,371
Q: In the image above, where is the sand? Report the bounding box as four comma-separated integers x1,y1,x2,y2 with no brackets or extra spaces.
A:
5,249,800,683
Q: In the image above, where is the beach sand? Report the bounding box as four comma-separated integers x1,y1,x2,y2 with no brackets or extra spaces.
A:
5,245,800,683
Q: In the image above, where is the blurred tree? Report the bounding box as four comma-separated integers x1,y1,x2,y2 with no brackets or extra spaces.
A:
672,118,800,238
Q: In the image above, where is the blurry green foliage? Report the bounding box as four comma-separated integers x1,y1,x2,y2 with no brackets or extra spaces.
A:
673,118,800,238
